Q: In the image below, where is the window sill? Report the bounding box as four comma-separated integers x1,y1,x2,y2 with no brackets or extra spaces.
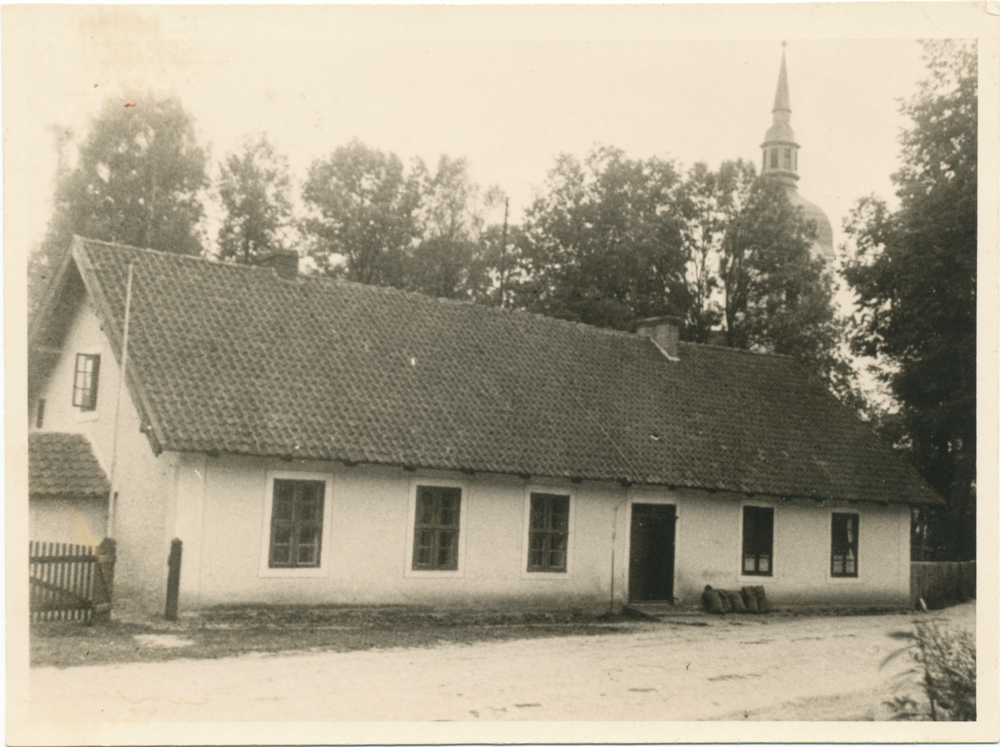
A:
826,574,863,584
521,568,572,580
258,566,329,579
404,568,465,579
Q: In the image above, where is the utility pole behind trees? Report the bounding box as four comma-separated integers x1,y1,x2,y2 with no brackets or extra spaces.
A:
498,197,509,308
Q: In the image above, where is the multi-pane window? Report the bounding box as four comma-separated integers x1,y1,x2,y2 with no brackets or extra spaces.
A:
742,505,774,576
831,512,859,577
73,354,101,411
528,493,569,572
268,479,325,568
412,486,461,571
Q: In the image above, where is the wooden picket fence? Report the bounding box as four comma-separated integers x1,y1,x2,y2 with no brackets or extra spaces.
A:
29,538,116,622
911,560,976,610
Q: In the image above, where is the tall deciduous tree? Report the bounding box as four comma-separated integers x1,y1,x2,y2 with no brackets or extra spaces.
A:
30,94,208,313
709,170,853,401
406,155,492,300
217,134,294,263
843,40,977,560
517,146,690,330
676,159,756,341
302,140,420,287
722,177,826,351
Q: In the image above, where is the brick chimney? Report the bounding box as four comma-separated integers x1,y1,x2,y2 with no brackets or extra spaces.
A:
706,329,729,347
637,316,681,359
257,249,299,280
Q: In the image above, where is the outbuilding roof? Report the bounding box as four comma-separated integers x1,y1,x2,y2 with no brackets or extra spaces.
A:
29,432,110,499
30,236,942,505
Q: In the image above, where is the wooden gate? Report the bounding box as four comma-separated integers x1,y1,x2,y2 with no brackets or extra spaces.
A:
29,538,116,622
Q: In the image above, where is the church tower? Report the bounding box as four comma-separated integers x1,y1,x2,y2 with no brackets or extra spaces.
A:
761,45,834,262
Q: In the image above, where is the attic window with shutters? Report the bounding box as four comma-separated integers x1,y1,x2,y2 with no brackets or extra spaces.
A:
73,354,101,411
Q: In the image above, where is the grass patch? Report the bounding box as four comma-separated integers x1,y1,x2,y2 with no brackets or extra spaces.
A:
885,621,976,721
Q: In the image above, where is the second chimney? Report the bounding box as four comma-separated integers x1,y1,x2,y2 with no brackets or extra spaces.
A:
257,248,299,280
636,316,681,360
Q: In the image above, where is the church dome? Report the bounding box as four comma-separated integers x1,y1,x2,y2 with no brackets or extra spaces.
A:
786,187,835,262
765,120,796,144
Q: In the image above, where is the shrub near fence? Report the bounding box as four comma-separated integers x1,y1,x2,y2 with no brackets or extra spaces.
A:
911,561,976,610
29,539,116,622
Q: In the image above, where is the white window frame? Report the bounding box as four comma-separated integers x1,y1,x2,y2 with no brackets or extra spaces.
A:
258,470,334,578
738,500,779,579
71,346,103,423
520,487,575,579
828,508,863,583
404,477,468,579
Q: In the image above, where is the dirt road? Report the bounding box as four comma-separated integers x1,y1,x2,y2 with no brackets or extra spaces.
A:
28,603,973,722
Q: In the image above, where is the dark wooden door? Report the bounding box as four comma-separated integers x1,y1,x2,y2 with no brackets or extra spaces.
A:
628,504,676,602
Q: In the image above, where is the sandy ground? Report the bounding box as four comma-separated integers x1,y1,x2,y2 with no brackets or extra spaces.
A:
28,603,974,722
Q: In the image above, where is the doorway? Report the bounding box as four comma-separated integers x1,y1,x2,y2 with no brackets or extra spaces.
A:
628,504,676,603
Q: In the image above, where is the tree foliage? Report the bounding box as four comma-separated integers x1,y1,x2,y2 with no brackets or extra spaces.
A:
676,160,756,341
217,134,294,263
301,143,502,300
721,176,842,366
843,40,977,560
29,94,208,313
513,147,850,400
302,140,420,287
516,146,690,330
406,155,494,300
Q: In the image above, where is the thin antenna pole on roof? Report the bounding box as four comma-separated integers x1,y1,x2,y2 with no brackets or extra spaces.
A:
106,262,134,539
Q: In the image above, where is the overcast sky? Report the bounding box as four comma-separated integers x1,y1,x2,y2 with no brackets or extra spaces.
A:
9,5,986,274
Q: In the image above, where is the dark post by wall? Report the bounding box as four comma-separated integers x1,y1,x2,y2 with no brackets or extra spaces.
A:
94,537,117,623
165,538,183,621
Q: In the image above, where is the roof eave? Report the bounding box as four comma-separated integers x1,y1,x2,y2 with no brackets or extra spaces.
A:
166,445,943,506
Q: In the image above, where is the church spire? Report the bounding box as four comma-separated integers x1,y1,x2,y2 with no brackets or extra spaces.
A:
772,46,791,113
761,42,799,186
759,43,835,262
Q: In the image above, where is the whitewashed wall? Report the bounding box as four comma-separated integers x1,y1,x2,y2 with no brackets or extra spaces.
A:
31,297,176,614
170,454,912,611
173,454,624,611
663,490,911,607
29,496,106,546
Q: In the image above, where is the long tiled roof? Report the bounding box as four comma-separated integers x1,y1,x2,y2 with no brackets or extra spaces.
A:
52,237,940,504
29,432,110,498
